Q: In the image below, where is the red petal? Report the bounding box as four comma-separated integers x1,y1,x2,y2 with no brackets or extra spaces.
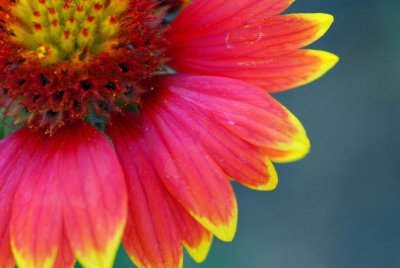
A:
168,0,338,92
10,129,64,268
171,0,293,39
53,236,75,268
169,14,333,55
0,128,40,268
171,49,338,93
0,245,14,268
140,99,238,241
106,115,182,268
58,123,127,268
10,123,127,268
169,201,212,263
158,94,278,190
136,73,308,238
152,75,310,163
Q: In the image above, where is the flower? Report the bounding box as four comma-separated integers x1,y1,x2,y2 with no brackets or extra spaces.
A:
0,0,338,267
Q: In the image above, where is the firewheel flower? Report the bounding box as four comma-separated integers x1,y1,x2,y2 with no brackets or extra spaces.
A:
0,0,338,267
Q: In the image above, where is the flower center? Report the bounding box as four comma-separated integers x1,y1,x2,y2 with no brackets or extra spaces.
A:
11,0,128,66
0,0,164,133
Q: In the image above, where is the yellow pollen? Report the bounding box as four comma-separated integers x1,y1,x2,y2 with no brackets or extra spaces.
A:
8,0,130,66
37,45,47,59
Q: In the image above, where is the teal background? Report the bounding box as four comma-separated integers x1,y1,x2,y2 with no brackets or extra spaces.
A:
79,0,400,267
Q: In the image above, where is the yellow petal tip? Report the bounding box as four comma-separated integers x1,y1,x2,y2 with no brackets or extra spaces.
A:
190,201,238,242
268,106,311,163
262,159,279,190
305,50,339,85
75,220,125,268
11,239,58,268
185,236,214,263
293,13,334,39
249,159,279,191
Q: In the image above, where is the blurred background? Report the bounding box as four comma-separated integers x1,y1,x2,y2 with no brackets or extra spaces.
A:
99,0,400,267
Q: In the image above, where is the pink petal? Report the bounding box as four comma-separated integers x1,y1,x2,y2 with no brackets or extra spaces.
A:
10,128,65,268
169,200,213,263
149,74,310,163
0,127,40,268
158,94,278,190
10,123,127,268
139,100,238,241
134,74,308,239
106,115,182,268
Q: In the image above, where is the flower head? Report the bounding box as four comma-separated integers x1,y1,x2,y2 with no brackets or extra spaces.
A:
0,0,164,132
0,0,338,267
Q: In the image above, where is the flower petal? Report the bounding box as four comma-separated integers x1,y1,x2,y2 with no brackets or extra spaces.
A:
169,201,213,263
0,127,40,268
169,47,338,93
233,49,338,92
10,129,64,268
260,14,334,51
0,244,14,268
59,123,127,268
140,98,238,241
169,14,333,55
167,0,338,92
172,0,293,38
139,72,302,236
53,236,75,268
106,115,183,268
10,123,126,268
153,74,310,163
157,95,278,190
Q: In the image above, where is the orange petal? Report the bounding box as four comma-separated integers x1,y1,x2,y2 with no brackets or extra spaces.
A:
106,114,183,268
260,14,334,51
0,227,14,267
169,47,338,93
0,243,14,268
221,49,339,92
